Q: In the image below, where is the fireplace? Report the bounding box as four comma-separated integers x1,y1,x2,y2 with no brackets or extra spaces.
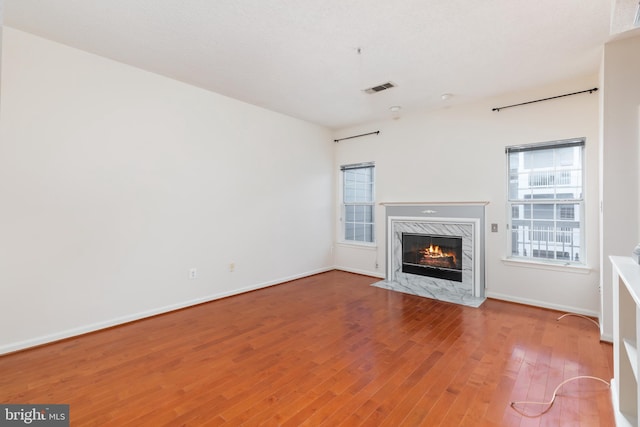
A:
401,233,463,282
375,204,487,307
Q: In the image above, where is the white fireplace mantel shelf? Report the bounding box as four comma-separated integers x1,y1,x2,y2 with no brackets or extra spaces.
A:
379,201,490,206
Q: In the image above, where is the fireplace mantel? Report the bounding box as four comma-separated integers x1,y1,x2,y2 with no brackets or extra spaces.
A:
372,203,487,307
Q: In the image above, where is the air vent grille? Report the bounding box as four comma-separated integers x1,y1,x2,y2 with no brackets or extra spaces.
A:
364,82,396,94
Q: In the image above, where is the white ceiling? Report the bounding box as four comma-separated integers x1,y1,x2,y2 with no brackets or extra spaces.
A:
2,0,635,129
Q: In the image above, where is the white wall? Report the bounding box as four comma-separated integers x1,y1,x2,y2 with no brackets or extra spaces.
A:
0,27,334,354
334,75,601,316
600,29,640,341
0,1,3,101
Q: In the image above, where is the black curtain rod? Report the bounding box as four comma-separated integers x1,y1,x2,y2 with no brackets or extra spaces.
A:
492,87,598,112
334,131,380,143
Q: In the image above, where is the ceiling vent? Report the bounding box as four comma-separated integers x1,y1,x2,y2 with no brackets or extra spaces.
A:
364,82,396,94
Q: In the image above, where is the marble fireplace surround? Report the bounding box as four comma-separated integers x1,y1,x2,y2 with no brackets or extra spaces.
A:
374,203,487,307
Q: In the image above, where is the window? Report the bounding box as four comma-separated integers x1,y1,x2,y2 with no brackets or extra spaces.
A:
341,162,375,243
507,138,584,264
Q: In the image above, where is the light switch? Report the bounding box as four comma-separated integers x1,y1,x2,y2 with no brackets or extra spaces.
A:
491,223,499,232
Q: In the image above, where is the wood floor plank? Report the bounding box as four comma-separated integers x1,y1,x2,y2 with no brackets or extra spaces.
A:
0,270,615,426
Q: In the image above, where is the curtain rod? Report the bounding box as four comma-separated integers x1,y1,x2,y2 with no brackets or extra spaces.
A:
334,131,380,143
492,87,598,112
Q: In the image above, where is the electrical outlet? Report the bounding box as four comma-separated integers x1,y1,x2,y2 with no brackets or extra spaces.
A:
229,263,235,272
189,268,197,279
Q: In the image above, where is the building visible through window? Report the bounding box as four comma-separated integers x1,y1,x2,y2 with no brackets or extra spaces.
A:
507,139,584,264
341,162,375,243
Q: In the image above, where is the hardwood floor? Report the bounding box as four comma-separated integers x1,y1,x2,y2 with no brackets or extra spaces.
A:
0,270,614,426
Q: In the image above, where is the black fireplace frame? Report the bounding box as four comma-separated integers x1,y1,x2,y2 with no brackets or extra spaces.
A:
401,233,463,282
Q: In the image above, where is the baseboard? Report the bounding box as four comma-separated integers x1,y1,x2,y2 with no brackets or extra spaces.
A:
0,267,334,356
600,333,614,343
486,291,600,318
334,266,385,279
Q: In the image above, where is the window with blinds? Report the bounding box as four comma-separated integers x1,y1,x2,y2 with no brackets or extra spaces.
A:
507,138,585,264
341,162,375,243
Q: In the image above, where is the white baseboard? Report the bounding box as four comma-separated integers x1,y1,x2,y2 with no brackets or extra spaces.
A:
600,333,614,343
0,267,334,355
334,266,385,279
486,291,599,318
4,270,603,355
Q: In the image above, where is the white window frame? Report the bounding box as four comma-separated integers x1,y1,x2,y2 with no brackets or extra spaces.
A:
506,138,585,265
341,162,375,244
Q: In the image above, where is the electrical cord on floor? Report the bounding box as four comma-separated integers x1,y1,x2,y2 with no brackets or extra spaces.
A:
510,313,607,416
556,313,600,328
510,375,610,417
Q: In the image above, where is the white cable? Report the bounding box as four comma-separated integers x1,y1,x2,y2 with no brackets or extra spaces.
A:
510,375,610,416
510,314,607,417
556,313,600,328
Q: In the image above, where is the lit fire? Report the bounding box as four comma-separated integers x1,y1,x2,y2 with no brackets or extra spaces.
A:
420,244,457,267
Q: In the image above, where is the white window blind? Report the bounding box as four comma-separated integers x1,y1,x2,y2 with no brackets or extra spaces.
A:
507,139,584,264
341,162,375,243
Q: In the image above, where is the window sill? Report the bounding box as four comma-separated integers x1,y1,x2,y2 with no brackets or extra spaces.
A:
336,241,378,250
501,257,592,274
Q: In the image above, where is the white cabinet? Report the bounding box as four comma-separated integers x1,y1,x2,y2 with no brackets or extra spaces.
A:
611,256,640,426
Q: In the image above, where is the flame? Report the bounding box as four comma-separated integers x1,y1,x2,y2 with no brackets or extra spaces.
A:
420,244,457,265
